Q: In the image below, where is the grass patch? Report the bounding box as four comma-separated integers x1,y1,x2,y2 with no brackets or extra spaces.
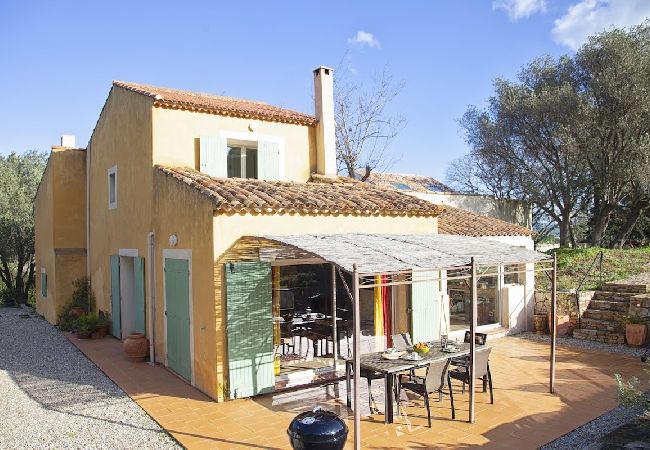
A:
536,247,650,291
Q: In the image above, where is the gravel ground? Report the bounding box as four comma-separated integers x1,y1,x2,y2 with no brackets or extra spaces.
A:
0,307,180,450
517,332,648,449
517,331,648,357
541,404,646,450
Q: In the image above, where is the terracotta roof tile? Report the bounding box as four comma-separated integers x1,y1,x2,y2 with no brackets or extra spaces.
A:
438,206,532,237
365,172,455,193
157,166,445,218
113,81,317,126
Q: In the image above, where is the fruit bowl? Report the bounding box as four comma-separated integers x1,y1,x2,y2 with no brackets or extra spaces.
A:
413,343,430,354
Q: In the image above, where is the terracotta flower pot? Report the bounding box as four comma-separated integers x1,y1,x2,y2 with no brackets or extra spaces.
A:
95,325,108,338
69,307,85,318
626,324,647,347
533,314,547,334
123,333,149,362
548,313,571,336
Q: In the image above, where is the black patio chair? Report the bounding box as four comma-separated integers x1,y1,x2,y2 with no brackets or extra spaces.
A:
345,360,385,413
449,331,488,367
397,358,455,426
448,347,493,404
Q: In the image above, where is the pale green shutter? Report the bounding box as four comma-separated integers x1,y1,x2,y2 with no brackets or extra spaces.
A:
110,255,121,338
257,141,280,180
134,256,145,334
200,136,228,177
226,261,274,399
165,258,191,381
411,270,441,342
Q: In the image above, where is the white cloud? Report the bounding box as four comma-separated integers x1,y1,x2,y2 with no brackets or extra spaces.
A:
492,0,547,21
347,31,381,49
553,0,650,50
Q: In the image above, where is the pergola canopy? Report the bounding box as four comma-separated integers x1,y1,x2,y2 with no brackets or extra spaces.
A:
261,233,550,274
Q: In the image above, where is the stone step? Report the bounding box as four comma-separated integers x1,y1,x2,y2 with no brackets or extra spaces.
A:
588,300,629,312
573,328,626,345
592,291,637,302
601,283,649,294
580,317,624,333
582,309,627,321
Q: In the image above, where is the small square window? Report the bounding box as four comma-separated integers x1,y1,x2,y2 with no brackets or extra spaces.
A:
41,268,47,298
108,166,117,209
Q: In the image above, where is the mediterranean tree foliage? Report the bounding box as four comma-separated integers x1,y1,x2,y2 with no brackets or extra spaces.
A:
0,151,48,304
448,22,650,248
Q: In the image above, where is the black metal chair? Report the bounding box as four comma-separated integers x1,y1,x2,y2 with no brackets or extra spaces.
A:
397,359,455,426
450,331,487,367
448,347,493,404
345,360,385,413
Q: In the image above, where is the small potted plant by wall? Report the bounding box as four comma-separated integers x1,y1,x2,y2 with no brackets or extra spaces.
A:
622,314,647,347
76,313,99,339
93,310,111,338
533,313,547,334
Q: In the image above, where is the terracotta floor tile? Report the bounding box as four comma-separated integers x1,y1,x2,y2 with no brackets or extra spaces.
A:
66,333,647,449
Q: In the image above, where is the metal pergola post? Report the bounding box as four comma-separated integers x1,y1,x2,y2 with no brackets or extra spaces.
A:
352,264,361,450
550,253,557,394
331,264,338,389
469,257,477,423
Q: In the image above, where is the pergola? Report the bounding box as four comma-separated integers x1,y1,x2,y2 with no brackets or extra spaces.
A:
258,233,557,450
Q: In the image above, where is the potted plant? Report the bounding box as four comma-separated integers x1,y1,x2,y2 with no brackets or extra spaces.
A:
76,313,99,339
546,295,575,336
94,310,111,338
533,314,547,334
622,314,647,347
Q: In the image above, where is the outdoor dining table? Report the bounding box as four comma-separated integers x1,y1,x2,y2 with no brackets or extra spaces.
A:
345,342,472,424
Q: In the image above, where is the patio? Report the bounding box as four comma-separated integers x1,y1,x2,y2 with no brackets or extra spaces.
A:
66,332,644,449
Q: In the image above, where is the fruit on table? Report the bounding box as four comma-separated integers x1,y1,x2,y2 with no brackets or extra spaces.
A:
414,342,430,353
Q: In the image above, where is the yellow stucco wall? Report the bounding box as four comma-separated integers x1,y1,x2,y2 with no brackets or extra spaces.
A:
34,148,87,323
211,213,438,400
152,108,317,181
152,170,216,398
88,87,153,315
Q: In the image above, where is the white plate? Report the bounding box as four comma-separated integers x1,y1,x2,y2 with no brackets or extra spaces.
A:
382,351,405,360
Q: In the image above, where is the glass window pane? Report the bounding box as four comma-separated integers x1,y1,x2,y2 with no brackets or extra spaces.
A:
227,146,242,178
245,148,258,179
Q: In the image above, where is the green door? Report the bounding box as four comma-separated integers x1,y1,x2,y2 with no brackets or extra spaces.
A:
226,261,273,399
165,258,191,381
110,255,121,338
411,270,440,342
134,256,146,334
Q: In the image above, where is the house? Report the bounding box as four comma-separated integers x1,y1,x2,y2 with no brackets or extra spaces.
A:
366,172,532,229
34,67,538,402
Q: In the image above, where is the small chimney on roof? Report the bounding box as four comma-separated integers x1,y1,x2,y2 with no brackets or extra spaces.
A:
313,66,337,176
60,135,76,148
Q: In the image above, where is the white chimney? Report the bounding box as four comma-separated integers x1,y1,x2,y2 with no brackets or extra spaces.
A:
60,135,76,148
313,66,337,176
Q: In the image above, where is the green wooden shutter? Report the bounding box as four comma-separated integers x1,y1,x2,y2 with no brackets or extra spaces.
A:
110,255,121,338
134,256,145,334
200,136,228,177
226,261,274,399
41,272,47,298
257,141,280,180
165,258,191,381
411,270,441,342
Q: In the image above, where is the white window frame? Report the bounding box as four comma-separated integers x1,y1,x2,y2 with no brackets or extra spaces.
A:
108,165,117,209
227,140,258,179
219,131,285,180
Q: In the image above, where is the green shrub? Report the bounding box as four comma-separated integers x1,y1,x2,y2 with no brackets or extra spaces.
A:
0,285,17,306
622,314,647,326
76,313,99,335
58,276,96,331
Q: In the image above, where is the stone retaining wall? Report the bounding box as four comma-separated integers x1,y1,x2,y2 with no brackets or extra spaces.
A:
534,290,594,316
628,294,650,318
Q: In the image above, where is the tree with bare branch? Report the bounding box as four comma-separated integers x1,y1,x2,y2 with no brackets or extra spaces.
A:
334,68,405,180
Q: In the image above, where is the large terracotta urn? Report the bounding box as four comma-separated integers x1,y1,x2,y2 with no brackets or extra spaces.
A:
123,333,149,362
626,324,647,347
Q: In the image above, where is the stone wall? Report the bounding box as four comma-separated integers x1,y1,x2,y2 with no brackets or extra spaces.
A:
534,290,594,316
628,294,650,318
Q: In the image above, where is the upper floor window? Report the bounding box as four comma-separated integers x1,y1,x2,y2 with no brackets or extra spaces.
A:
200,136,279,181
108,165,117,209
227,144,258,179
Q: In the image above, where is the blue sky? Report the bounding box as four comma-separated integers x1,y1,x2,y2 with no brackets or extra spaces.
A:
1,0,649,181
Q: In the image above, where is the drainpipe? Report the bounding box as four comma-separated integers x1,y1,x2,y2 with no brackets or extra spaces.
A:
147,232,156,364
